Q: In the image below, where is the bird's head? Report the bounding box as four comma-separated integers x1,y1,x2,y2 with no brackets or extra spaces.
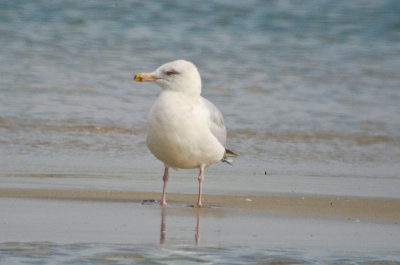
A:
134,60,201,96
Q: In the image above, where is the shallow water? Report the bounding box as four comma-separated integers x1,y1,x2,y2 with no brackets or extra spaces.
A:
2,242,400,265
0,198,399,264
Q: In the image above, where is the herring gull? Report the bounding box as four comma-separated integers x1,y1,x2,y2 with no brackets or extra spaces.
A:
133,60,237,207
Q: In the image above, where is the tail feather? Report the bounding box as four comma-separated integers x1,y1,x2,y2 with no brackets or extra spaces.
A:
221,149,238,165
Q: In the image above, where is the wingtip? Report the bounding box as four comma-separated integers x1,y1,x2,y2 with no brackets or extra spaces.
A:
221,149,238,165
225,149,238,157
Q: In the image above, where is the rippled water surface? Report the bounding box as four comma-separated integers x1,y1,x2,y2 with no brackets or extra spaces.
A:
1,0,399,193
1,242,400,265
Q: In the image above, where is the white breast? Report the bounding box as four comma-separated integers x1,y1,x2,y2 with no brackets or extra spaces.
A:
146,91,225,169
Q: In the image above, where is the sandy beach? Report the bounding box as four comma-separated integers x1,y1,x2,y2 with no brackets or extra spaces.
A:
1,188,399,222
1,188,400,264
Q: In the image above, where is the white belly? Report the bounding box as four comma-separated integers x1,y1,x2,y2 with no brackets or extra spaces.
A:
146,92,225,169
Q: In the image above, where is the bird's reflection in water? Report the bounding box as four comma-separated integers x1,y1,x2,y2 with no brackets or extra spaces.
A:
160,208,167,245
195,209,200,245
160,207,201,245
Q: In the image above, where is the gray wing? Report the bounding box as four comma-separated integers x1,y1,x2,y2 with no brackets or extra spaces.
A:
201,97,227,148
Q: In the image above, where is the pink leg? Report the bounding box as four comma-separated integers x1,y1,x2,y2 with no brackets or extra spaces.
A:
161,167,169,207
196,167,204,207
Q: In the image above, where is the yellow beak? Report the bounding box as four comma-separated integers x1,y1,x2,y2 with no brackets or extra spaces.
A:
134,72,156,82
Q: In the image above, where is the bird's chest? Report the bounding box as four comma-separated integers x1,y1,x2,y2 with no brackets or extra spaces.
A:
148,96,206,136
145,93,223,169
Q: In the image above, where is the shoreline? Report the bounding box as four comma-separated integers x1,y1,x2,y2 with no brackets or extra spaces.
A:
1,188,399,222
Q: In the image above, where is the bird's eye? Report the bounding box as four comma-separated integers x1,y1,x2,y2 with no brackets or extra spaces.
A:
165,70,178,76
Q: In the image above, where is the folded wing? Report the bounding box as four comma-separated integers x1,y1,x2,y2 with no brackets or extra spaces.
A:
201,97,238,164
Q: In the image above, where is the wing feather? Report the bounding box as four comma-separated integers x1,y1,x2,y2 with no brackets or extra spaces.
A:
201,97,226,148
201,97,238,164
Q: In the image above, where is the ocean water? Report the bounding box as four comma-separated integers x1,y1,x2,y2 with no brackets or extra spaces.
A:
1,242,399,265
1,0,400,193
1,0,400,196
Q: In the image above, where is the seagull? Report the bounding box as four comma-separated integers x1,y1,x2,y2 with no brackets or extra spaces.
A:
134,60,237,207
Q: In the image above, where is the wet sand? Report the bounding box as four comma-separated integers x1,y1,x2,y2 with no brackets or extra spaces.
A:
1,188,399,222
1,188,400,263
